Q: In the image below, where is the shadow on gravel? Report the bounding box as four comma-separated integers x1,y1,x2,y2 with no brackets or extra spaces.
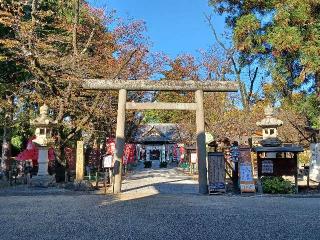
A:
0,186,98,197
121,179,198,194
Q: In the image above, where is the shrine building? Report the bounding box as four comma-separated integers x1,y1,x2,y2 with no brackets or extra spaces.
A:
131,124,184,163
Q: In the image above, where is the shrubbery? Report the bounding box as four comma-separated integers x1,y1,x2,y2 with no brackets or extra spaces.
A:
144,161,152,168
159,162,168,168
179,162,189,169
261,176,294,194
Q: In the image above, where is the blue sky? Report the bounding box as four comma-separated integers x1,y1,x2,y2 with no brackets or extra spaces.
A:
87,0,226,58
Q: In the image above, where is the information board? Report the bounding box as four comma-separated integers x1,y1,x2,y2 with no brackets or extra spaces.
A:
103,155,113,168
190,153,197,164
76,141,84,180
309,143,320,182
262,160,274,173
207,152,226,194
230,145,240,162
239,146,255,193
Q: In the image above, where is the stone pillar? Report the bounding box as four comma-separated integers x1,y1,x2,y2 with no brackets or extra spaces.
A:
76,141,84,181
195,90,208,194
161,145,165,162
146,147,150,161
31,146,55,187
37,147,49,176
113,89,127,194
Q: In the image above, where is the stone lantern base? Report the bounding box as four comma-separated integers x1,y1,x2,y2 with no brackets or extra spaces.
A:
29,146,56,187
30,174,56,188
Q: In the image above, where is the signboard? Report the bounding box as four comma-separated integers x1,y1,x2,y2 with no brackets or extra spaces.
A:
146,147,150,161
239,146,255,194
76,141,84,180
207,152,226,194
230,145,240,162
161,145,165,162
103,155,113,168
240,165,253,181
262,160,273,173
309,143,320,182
209,182,226,192
240,183,256,192
190,153,197,164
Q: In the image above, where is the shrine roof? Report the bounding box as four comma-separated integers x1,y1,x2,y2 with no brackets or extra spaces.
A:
132,124,183,143
254,146,304,153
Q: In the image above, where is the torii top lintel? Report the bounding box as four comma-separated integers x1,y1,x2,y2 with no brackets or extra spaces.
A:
82,79,238,92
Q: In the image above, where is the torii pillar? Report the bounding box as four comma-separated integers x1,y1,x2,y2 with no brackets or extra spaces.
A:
82,79,238,194
113,89,127,194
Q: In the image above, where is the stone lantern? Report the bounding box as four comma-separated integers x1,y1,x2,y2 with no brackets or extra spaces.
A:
256,105,283,147
30,104,56,183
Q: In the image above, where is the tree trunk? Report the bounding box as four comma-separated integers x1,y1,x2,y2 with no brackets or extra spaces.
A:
1,95,14,179
316,71,320,135
31,0,38,26
1,127,11,179
72,0,79,58
54,130,68,182
315,71,320,105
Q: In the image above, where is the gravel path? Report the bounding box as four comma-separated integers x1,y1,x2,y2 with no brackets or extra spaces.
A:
121,161,198,196
1,163,320,240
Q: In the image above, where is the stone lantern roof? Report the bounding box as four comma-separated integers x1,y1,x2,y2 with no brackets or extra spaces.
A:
30,104,56,147
30,104,56,127
256,105,283,147
256,105,283,128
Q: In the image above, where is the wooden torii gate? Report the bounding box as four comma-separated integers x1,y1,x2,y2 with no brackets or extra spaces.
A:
83,79,238,194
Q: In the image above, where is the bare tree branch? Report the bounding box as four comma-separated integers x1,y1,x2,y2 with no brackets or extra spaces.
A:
80,16,96,56
72,0,79,57
248,66,258,104
62,49,140,144
205,13,249,111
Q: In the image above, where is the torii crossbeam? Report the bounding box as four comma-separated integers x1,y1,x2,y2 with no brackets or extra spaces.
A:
82,79,238,194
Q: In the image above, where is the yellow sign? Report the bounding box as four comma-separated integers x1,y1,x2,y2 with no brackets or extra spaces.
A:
76,141,84,180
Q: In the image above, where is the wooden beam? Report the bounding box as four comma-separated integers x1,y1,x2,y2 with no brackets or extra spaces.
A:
126,102,197,110
82,79,238,92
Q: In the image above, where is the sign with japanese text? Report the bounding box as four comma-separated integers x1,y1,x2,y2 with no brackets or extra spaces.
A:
76,141,84,180
190,153,197,163
103,155,113,168
262,160,273,173
310,143,320,182
230,145,240,162
239,146,255,194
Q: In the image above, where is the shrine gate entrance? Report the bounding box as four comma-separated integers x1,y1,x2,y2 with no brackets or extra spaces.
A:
83,79,238,194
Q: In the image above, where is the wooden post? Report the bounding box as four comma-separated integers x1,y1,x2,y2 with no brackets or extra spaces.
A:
195,90,208,194
113,89,127,194
109,168,113,185
294,153,298,193
76,141,84,181
95,171,99,188
104,169,107,194
307,167,310,192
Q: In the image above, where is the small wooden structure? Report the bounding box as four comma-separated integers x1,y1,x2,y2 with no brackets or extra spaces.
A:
255,146,303,192
254,105,304,193
132,124,182,163
207,152,226,194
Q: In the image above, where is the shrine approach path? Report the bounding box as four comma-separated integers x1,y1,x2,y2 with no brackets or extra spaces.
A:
120,161,198,198
1,163,320,240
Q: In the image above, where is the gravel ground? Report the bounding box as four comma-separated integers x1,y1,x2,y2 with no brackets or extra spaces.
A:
1,163,320,240
121,161,198,196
